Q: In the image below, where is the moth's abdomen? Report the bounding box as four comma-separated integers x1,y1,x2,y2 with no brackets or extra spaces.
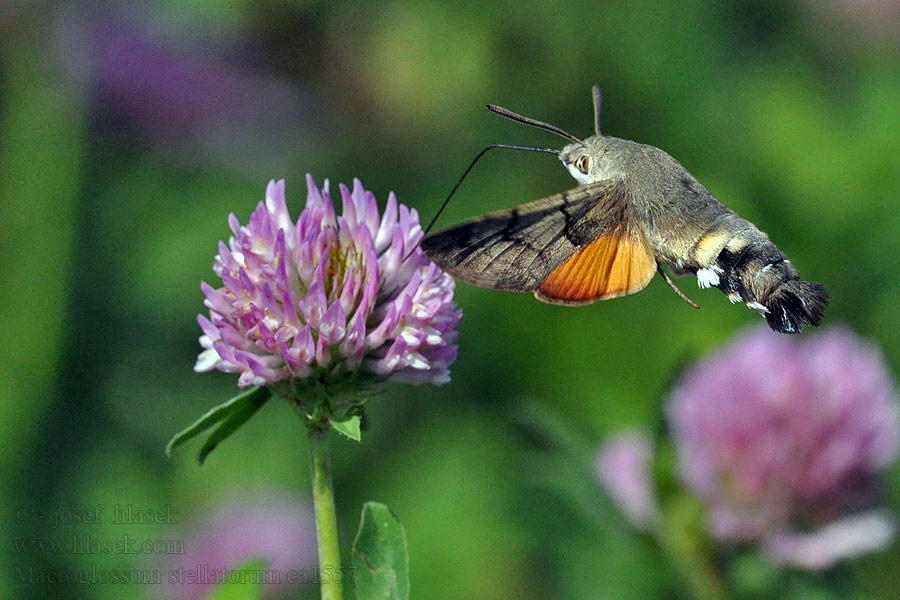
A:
687,224,829,334
717,242,828,333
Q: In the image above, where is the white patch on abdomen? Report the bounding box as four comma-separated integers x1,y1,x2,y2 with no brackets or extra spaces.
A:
696,267,722,289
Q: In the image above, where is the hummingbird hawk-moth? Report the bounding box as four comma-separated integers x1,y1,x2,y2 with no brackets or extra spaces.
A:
421,86,828,333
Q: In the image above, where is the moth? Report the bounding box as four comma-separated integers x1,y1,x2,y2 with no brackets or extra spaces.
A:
421,86,828,333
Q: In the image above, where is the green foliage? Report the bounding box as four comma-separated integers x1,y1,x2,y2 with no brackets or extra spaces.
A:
351,503,410,600
659,495,727,600
729,553,783,599
203,558,267,600
166,387,271,463
332,416,362,442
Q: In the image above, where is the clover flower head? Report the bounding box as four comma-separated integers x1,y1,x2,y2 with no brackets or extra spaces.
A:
667,324,900,569
195,176,461,401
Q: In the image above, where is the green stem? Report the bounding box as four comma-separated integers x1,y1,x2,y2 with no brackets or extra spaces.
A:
659,496,727,600
308,426,343,600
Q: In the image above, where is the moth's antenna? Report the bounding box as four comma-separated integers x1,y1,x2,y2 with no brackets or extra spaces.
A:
486,104,583,146
422,143,559,237
592,84,603,136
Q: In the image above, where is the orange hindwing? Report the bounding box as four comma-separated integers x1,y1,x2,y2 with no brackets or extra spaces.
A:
535,230,656,305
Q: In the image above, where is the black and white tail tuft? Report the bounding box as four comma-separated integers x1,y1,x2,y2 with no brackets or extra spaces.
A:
763,279,829,334
705,237,829,334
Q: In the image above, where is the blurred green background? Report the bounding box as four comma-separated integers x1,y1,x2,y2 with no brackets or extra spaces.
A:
2,1,899,598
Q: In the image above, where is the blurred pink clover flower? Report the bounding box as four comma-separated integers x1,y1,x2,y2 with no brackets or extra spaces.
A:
667,325,900,569
594,430,660,531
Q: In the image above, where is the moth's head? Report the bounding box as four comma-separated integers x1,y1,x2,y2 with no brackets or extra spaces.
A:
487,84,612,185
560,136,612,185
559,85,613,185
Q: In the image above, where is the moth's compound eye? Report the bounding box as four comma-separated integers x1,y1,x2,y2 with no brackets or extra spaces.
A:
575,155,590,174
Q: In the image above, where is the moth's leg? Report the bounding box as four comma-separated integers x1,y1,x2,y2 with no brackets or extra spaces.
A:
656,264,700,309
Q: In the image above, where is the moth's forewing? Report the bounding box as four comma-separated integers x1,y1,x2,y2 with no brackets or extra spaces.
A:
422,180,655,304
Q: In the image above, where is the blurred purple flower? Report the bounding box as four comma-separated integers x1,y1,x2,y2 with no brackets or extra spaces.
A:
594,430,659,530
162,490,317,600
82,10,239,136
54,6,314,171
196,176,461,394
667,324,900,569
763,509,897,571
